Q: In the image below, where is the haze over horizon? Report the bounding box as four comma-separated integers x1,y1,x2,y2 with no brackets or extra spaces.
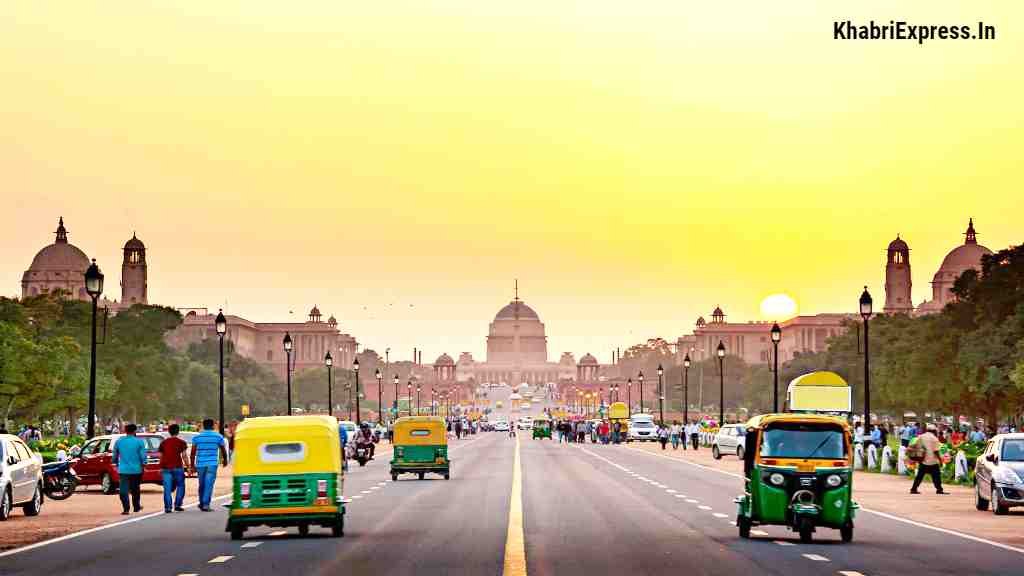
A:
3,2,1021,361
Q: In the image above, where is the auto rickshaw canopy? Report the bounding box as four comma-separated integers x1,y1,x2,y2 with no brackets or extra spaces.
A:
786,371,852,413
233,415,342,476
608,401,629,420
392,416,447,446
745,412,851,432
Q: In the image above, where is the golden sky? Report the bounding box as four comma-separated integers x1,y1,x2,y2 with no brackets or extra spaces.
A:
2,2,1021,362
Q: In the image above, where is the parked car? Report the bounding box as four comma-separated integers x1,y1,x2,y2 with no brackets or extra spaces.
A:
0,434,44,520
493,420,510,432
517,417,533,430
975,433,1024,515
72,434,163,494
712,424,747,459
628,414,657,442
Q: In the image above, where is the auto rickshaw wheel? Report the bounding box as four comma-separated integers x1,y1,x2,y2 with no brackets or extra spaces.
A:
298,524,310,536
798,517,814,543
737,515,751,539
840,521,853,543
230,525,245,540
418,472,425,480
444,473,450,480
391,473,398,481
331,517,344,538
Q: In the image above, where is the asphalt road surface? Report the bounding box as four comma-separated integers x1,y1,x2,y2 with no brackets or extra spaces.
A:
4,423,1024,575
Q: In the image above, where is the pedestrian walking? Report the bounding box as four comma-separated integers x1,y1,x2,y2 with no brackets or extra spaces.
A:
612,421,622,444
158,424,188,513
455,419,463,440
689,421,700,450
190,418,228,512
112,423,146,515
910,424,946,495
657,423,669,450
670,420,682,450
509,421,517,439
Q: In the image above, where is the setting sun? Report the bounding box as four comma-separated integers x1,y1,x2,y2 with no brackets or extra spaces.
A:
759,293,798,320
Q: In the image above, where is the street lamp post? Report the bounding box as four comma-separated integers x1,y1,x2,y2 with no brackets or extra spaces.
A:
416,382,421,415
375,369,382,424
407,381,412,415
283,333,293,415
84,259,104,439
717,341,726,425
638,371,645,414
627,378,633,417
657,364,664,424
771,322,782,413
325,352,333,417
215,310,227,435
353,358,361,425
683,354,691,424
393,374,400,419
860,287,873,432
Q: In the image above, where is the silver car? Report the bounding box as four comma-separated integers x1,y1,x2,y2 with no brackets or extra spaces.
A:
712,424,747,460
0,434,44,520
975,433,1024,515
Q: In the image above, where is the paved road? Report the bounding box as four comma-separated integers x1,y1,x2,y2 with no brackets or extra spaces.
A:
4,427,1024,575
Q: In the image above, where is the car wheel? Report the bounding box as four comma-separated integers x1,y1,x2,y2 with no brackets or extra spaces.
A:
101,473,117,495
992,484,1009,515
712,445,721,460
23,484,43,516
975,483,990,511
737,446,744,460
0,489,11,521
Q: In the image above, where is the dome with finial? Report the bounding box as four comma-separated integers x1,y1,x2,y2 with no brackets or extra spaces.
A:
123,232,145,251
27,217,90,272
696,316,706,327
579,353,599,366
308,305,322,323
937,219,992,272
327,315,337,327
435,353,455,366
887,234,909,253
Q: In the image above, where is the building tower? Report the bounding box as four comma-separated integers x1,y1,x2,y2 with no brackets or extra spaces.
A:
883,235,912,314
121,233,148,305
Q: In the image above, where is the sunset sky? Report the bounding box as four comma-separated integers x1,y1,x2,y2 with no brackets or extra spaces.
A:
2,2,1021,362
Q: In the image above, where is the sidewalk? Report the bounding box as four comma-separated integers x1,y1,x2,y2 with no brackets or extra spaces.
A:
0,466,233,552
629,442,1024,548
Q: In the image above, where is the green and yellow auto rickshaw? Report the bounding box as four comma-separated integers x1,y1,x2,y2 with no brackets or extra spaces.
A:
227,415,344,540
391,416,449,481
532,417,552,439
735,413,858,543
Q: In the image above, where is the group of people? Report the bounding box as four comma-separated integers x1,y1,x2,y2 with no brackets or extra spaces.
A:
655,421,703,450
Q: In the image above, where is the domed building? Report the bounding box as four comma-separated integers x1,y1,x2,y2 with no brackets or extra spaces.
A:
22,218,92,300
914,220,993,314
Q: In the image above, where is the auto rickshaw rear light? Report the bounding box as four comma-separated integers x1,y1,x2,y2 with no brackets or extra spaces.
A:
832,461,846,467
240,482,251,499
763,459,777,466
317,479,328,498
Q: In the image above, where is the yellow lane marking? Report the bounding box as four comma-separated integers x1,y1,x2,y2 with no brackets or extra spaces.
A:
209,555,234,563
503,433,527,576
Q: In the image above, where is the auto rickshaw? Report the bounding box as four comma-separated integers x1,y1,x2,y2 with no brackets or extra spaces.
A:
532,417,552,440
227,415,345,540
608,401,629,441
391,416,449,481
735,413,858,543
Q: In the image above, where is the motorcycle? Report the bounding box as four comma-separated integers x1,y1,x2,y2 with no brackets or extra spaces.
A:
354,444,370,467
42,460,78,500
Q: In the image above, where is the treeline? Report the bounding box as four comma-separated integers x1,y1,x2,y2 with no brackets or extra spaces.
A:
0,295,287,431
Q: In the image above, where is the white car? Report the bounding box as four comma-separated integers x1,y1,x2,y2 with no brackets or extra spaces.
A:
628,414,657,442
1,434,44,520
517,417,533,430
493,421,510,432
712,424,748,459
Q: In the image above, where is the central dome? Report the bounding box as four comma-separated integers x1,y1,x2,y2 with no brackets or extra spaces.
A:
29,242,90,272
494,300,540,322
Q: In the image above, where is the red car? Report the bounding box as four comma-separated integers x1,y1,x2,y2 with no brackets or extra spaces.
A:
72,434,163,494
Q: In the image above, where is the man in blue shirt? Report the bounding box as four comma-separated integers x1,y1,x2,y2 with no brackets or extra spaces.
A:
112,423,147,515
190,418,228,512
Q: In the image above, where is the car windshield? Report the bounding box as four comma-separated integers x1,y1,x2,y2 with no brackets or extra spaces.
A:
1002,439,1024,461
761,423,846,459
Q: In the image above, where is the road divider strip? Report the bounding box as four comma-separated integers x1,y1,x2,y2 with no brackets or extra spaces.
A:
503,433,527,576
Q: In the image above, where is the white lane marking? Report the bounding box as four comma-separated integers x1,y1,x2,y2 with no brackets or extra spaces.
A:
269,530,288,536
674,494,687,498
623,445,1024,557
751,530,769,536
351,495,363,499
713,513,728,518
209,555,235,563
802,554,829,562
838,572,866,576
360,490,372,494
686,499,699,504
177,574,199,576
370,486,381,490
774,541,795,546
698,505,712,510
666,489,677,493
729,521,737,526
0,494,232,559
240,541,263,548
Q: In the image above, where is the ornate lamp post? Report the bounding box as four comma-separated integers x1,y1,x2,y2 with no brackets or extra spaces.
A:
324,351,333,417
416,382,421,415
638,371,645,414
407,380,413,415
375,369,383,424
657,364,665,424
626,378,633,417
771,322,782,413
84,259,104,438
393,374,400,419
683,354,691,424
353,357,361,425
283,332,293,415
860,287,873,431
215,310,227,435
717,341,726,425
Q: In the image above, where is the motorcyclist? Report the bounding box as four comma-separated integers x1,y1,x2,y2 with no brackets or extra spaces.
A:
356,423,375,460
